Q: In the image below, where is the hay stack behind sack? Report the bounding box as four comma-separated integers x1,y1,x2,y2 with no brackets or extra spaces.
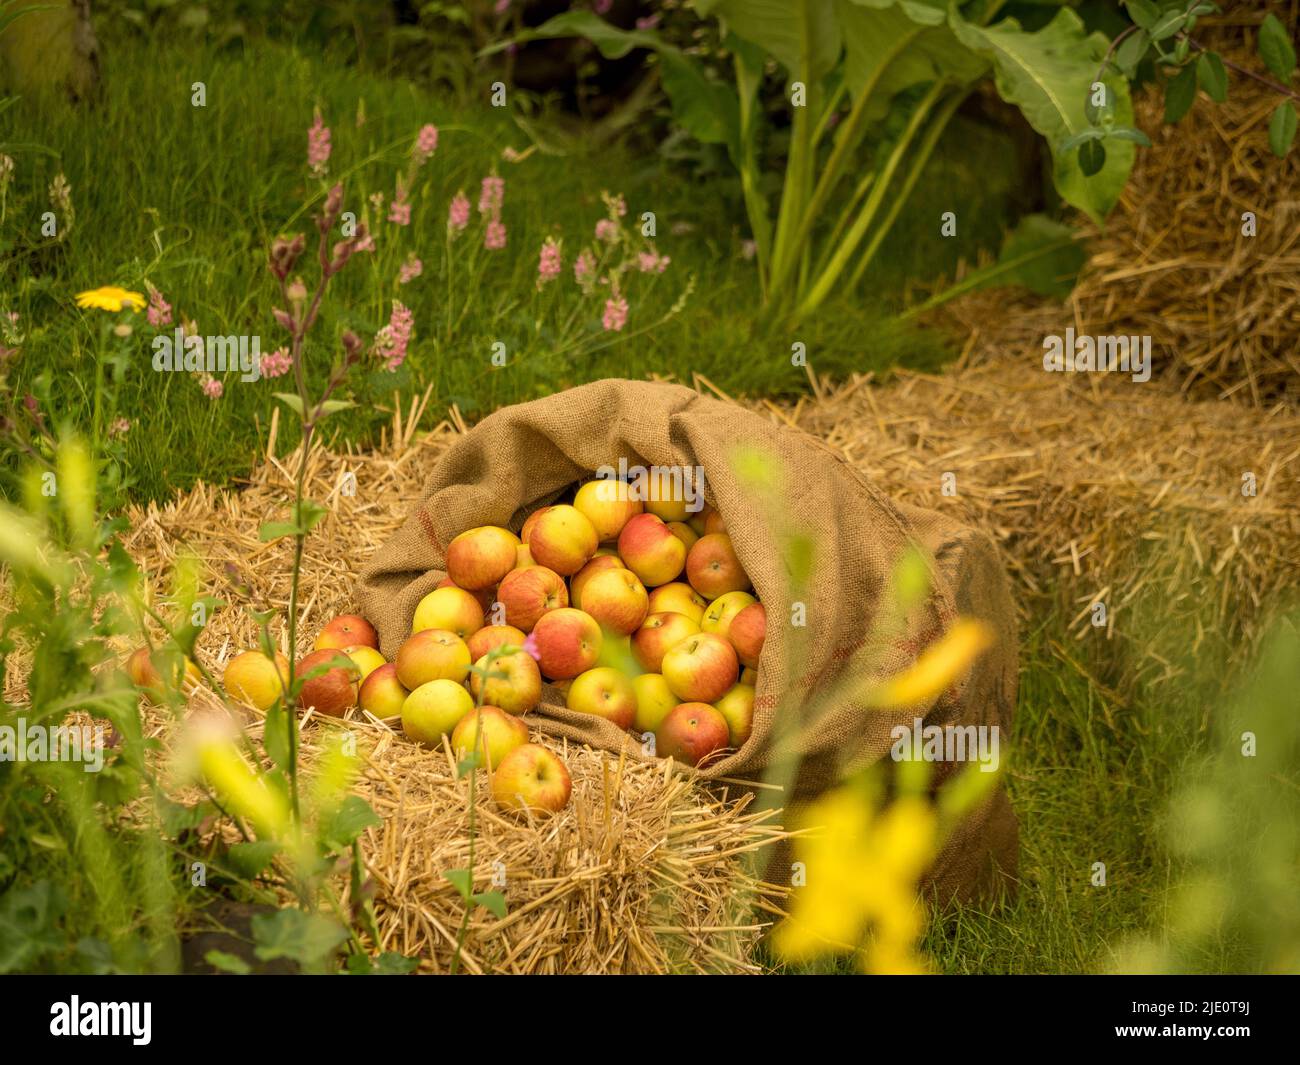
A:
359,379,1019,901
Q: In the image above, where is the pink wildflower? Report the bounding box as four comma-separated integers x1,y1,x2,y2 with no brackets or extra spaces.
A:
478,175,505,217
260,347,293,379
307,109,331,176
636,14,661,29
595,0,612,14
109,417,131,437
522,632,540,661
574,249,596,283
595,218,618,243
414,124,439,162
448,192,470,232
388,180,411,226
602,295,629,332
637,251,671,274
200,374,224,399
398,254,423,285
485,220,507,251
146,285,172,328
372,300,414,371
537,238,561,287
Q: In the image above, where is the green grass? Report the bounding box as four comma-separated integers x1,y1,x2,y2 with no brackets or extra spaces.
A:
1,29,965,504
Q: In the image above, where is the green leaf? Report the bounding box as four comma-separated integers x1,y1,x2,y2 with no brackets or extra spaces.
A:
1058,128,1105,152
698,0,843,81
1196,51,1227,103
251,908,348,966
318,399,354,417
472,891,508,919
1125,0,1160,30
320,795,381,849
273,392,305,417
258,521,299,542
1106,126,1153,147
1115,28,1149,77
1258,13,1297,80
443,868,472,901
1078,139,1105,176
1269,101,1297,158
204,949,252,974
456,750,483,778
295,499,328,535
262,700,291,770
951,8,1135,224
227,840,281,879
1149,10,1185,41
1164,62,1198,123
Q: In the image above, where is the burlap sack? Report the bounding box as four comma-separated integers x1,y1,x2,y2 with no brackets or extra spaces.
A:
357,379,1019,902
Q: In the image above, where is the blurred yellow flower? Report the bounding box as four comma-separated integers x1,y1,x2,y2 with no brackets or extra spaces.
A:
862,618,993,709
75,286,146,312
198,738,291,840
773,787,939,974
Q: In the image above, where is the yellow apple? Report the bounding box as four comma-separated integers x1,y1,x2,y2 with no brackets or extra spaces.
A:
661,632,739,703
359,662,409,718
344,644,386,683
492,743,571,814
446,525,520,590
395,628,471,688
574,478,643,542
570,554,623,609
632,673,679,734
451,704,529,769
401,679,474,745
631,611,700,674
647,582,707,625
566,667,637,730
526,504,598,576
413,585,484,639
222,649,290,711
469,649,543,715
667,521,699,552
579,567,648,636
700,590,759,642
617,513,687,588
713,682,755,747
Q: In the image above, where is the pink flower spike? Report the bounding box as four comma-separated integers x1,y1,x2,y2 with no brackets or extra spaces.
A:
485,220,507,251
260,347,293,379
478,175,505,217
200,375,224,399
522,633,540,662
146,284,172,328
398,254,423,285
448,192,470,233
574,249,595,283
536,238,561,287
595,218,618,243
371,300,414,371
414,124,439,162
602,296,629,332
307,108,331,176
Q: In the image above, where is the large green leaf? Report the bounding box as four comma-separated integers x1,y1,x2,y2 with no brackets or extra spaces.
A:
496,12,739,157
950,8,1134,224
696,0,842,81
838,0,987,119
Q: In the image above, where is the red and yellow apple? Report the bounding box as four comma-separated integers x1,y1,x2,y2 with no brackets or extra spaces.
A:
222,650,290,711
570,554,623,609
526,504,598,576
647,582,707,625
496,565,568,632
646,495,690,523
667,521,698,552
514,544,536,569
451,705,529,769
125,647,203,700
492,743,572,814
343,645,386,683
395,628,471,688
713,682,755,747
661,632,739,703
530,607,602,680
413,585,484,639
700,590,758,642
579,567,648,636
401,678,474,745
574,478,643,542
467,624,527,662
729,602,766,669
686,533,751,600
520,505,552,545
617,513,687,588
359,662,409,718
469,649,543,715
566,666,637,730
632,673,679,734
631,611,700,674
295,648,359,717
446,525,520,590
704,510,727,536
314,614,378,651
656,702,731,768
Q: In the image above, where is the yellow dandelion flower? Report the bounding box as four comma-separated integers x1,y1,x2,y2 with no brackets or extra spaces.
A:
75,286,146,313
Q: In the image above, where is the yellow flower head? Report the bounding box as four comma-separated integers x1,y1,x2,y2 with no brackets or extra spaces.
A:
75,286,146,313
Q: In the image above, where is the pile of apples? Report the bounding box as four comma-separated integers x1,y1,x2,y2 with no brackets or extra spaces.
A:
136,478,765,817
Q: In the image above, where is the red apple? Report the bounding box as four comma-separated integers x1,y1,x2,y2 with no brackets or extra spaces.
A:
631,611,700,674
579,567,648,636
531,608,603,680
520,505,553,545
492,743,572,814
566,667,637,730
729,602,766,669
446,525,520,590
667,521,699,552
496,565,568,632
704,510,727,535
700,590,758,641
617,512,687,588
661,632,739,703
359,662,409,718
467,624,527,662
314,614,378,651
656,702,731,767
469,649,543,715
685,533,751,600
526,504,598,576
395,628,471,688
570,554,624,609
296,648,360,717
